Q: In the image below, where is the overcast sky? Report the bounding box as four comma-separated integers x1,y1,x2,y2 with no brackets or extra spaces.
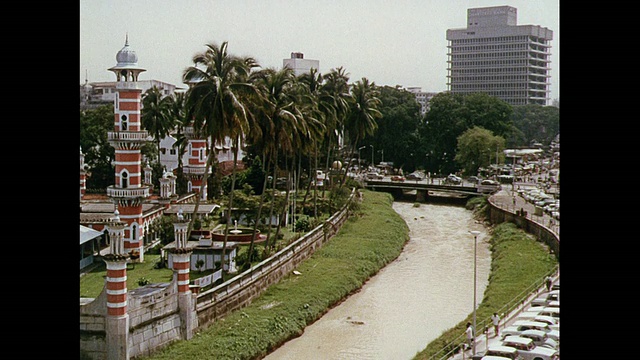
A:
80,0,559,100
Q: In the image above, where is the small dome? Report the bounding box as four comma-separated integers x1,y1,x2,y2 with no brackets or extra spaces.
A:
115,36,138,67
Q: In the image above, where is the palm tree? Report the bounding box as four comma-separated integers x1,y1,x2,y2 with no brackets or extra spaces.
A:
320,67,351,192
166,91,189,193
341,77,382,185
141,86,174,166
183,41,259,272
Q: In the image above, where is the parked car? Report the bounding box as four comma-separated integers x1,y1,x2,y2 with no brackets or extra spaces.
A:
531,290,559,307
391,175,405,182
533,315,559,331
445,174,462,184
537,306,559,321
366,172,384,180
501,336,559,360
501,320,560,342
481,356,515,360
518,329,558,350
482,345,524,360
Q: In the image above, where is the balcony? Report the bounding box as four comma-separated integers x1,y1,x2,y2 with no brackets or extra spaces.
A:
107,185,150,199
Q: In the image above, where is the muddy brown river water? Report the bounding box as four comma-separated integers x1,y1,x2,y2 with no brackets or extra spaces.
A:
263,201,492,360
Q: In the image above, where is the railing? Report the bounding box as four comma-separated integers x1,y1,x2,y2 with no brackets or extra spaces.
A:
428,270,558,360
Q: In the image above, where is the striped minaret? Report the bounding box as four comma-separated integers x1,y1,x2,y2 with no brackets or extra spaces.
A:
103,210,131,359
104,210,129,315
106,35,150,263
80,146,87,200
183,126,208,201
172,209,192,294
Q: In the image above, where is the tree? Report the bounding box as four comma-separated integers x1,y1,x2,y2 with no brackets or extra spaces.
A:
183,41,259,272
341,77,382,185
454,126,505,176
372,85,421,173
420,92,512,175
141,86,174,165
80,105,115,190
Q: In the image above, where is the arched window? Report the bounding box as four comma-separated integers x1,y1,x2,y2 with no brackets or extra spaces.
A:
121,170,129,188
121,114,128,131
131,223,139,242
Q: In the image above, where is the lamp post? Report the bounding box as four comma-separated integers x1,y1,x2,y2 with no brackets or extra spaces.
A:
370,145,374,169
359,146,366,174
469,230,481,357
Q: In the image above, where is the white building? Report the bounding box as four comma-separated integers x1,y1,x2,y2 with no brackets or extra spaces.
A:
446,6,553,106
283,52,319,76
406,87,438,116
80,79,182,109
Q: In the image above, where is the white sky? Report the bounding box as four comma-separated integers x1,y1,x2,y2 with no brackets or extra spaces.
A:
80,0,559,100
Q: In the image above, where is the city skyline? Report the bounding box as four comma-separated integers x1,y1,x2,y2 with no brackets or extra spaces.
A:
80,0,559,101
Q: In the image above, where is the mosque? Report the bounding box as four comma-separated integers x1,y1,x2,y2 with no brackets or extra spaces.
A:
79,37,235,272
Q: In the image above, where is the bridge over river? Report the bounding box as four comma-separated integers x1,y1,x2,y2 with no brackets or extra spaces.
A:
363,179,484,201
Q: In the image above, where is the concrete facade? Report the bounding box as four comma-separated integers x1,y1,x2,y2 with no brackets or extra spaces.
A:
446,6,553,106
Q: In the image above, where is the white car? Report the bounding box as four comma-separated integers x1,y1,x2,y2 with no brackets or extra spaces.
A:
518,329,559,350
537,306,559,321
531,290,559,307
501,336,559,360
533,315,559,331
501,320,560,342
482,345,524,360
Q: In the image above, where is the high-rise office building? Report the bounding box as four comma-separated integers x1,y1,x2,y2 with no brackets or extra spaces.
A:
446,6,553,106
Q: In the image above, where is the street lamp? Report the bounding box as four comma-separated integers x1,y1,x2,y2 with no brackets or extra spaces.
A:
358,146,366,173
469,230,481,357
370,145,374,169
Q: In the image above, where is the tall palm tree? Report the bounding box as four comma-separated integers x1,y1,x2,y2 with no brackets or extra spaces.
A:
296,69,334,217
183,41,259,272
141,86,174,166
320,67,351,191
341,77,382,185
166,91,189,193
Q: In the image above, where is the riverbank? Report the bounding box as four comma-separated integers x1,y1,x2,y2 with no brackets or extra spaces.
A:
141,190,409,360
139,189,557,360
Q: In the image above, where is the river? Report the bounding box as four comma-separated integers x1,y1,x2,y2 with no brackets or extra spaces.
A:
263,201,492,360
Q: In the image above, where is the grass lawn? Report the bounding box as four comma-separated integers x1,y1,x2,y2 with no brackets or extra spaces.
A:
80,254,174,298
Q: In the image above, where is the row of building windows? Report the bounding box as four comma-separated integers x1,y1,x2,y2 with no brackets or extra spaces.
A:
450,67,549,76
449,76,548,84
449,59,550,68
450,52,550,62
450,35,549,46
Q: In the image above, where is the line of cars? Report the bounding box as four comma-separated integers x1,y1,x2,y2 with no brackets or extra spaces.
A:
479,286,560,360
517,187,560,221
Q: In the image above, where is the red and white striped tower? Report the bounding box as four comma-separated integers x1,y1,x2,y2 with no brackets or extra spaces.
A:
171,209,192,293
106,35,150,263
80,146,87,200
183,126,208,201
103,210,130,360
171,209,197,340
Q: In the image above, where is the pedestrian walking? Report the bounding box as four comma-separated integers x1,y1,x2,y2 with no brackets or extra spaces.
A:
465,322,474,349
491,312,501,337
545,276,553,291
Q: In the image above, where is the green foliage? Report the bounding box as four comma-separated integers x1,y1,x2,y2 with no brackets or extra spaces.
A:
137,277,151,286
419,92,513,175
79,104,115,190
454,126,506,175
294,217,311,232
508,104,560,148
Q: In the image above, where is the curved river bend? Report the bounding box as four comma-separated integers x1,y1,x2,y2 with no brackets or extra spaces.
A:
263,201,492,360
